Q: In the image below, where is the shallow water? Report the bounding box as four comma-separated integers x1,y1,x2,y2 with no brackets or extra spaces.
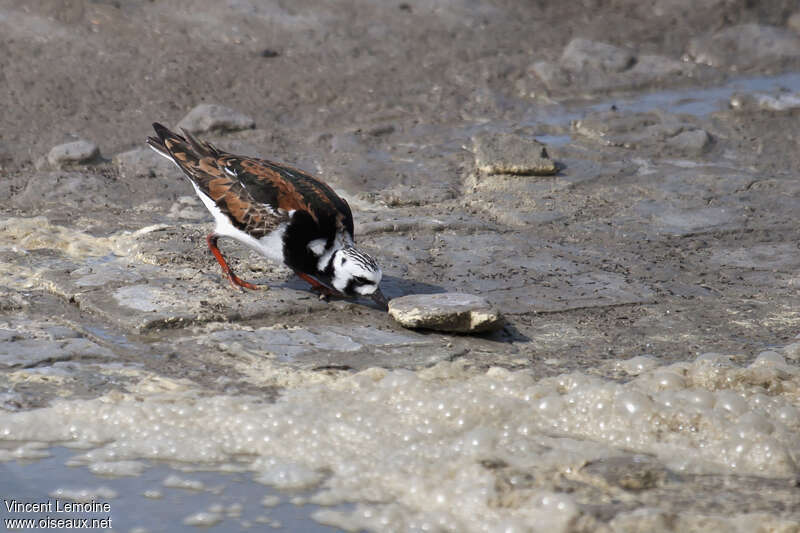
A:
588,72,800,116
2,447,340,532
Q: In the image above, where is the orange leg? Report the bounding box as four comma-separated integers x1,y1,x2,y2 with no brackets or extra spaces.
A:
294,271,340,298
206,234,261,290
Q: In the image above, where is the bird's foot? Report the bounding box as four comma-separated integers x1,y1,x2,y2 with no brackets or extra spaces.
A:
207,233,265,291
295,271,341,300
226,271,265,291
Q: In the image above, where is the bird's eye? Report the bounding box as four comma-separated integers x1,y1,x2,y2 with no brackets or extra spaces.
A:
354,276,370,285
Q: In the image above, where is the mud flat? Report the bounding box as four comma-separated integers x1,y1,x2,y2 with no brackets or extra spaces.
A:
2,1,800,531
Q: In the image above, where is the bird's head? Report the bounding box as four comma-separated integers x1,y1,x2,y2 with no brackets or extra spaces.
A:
330,246,387,309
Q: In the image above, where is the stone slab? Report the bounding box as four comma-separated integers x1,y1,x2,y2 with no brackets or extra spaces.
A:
388,293,504,333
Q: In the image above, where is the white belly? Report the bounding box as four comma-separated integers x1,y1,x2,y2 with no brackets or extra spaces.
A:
192,183,286,263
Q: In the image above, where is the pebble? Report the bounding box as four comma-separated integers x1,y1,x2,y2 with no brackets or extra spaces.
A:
560,38,635,73
47,140,99,168
176,104,255,134
388,293,504,333
472,132,557,176
666,129,712,155
113,147,175,178
687,24,800,70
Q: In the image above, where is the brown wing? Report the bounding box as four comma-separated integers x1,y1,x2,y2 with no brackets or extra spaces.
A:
219,155,355,241
147,124,286,238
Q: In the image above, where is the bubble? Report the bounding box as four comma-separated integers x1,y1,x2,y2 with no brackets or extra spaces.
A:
752,351,786,367
614,391,655,417
618,355,659,375
715,391,749,416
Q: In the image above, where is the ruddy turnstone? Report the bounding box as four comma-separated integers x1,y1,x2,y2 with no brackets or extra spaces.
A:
146,123,387,309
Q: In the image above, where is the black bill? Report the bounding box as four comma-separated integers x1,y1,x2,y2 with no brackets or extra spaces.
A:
371,288,389,310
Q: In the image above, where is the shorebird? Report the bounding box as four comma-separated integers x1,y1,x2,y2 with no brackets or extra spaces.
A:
147,123,387,309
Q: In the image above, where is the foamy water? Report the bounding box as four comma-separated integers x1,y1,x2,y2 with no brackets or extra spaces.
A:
1,345,798,531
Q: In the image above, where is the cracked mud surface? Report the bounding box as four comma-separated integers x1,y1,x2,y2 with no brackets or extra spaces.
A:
2,1,800,531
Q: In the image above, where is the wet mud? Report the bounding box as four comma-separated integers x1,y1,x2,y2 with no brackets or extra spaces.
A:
1,1,800,531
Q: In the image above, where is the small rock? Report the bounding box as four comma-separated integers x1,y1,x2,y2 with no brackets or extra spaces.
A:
113,147,175,178
388,293,504,333
0,288,26,311
472,132,557,175
47,140,100,168
665,129,712,155
687,24,800,70
177,104,255,134
560,38,635,73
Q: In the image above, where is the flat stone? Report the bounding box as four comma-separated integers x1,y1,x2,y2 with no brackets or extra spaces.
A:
69,269,332,334
687,24,800,70
201,324,457,370
388,293,504,333
47,140,99,168
573,111,676,147
665,129,712,155
560,38,635,73
113,147,176,179
573,111,714,155
0,322,114,368
472,132,557,175
176,104,255,134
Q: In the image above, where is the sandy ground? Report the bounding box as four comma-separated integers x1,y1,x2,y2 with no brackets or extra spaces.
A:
2,1,800,532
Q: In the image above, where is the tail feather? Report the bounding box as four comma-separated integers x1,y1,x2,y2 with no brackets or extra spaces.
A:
146,122,221,162
146,122,185,161
146,122,228,199
181,128,220,158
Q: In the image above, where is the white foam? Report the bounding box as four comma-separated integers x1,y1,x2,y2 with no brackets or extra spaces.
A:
1,350,799,530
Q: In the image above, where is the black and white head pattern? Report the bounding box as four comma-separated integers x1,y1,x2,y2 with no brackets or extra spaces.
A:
331,246,382,296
